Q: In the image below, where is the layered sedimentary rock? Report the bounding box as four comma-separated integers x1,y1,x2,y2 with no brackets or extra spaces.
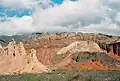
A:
0,32,120,74
24,32,120,65
56,41,103,55
0,39,49,74
98,42,120,61
102,42,120,56
22,49,49,73
52,41,120,70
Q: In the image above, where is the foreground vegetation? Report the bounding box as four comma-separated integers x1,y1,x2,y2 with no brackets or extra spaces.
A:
0,70,120,81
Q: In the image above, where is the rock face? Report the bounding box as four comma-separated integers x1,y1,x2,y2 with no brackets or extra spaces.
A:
99,42,120,61
0,44,5,55
24,32,120,65
22,49,49,73
23,33,120,71
102,42,120,56
56,41,103,55
52,41,103,68
1,33,120,74
0,39,49,74
52,41,120,70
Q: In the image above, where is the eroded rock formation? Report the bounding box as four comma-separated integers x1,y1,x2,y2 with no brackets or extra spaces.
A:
24,32,120,65
99,42,120,61
102,42,120,56
1,33,120,74
56,41,103,55
0,39,49,74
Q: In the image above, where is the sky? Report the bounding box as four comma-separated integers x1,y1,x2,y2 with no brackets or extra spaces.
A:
52,0,64,4
0,0,120,36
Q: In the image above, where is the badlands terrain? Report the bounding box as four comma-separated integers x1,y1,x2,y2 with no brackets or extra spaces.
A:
0,32,120,81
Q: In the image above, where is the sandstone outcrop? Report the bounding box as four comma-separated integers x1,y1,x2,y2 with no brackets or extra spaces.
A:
24,32,120,65
0,44,5,55
56,41,103,55
101,42,120,56
1,33,120,74
0,39,49,75
22,49,49,73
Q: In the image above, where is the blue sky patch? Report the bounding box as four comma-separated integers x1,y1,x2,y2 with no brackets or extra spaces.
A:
0,0,63,17
0,0,77,17
0,7,32,17
51,0,64,4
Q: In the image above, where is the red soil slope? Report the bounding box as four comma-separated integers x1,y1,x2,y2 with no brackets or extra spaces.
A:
108,52,120,61
79,60,120,70
62,60,120,70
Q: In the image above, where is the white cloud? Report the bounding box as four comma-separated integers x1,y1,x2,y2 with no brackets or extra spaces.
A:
77,22,120,36
0,16,34,35
0,0,120,35
0,0,53,9
0,0,32,9
115,13,120,22
33,0,106,26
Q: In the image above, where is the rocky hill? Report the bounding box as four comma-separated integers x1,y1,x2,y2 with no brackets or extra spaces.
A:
51,41,120,70
0,32,120,74
0,34,30,46
0,39,49,74
24,32,120,65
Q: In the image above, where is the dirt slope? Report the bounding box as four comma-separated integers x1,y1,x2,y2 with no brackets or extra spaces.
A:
56,52,120,70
